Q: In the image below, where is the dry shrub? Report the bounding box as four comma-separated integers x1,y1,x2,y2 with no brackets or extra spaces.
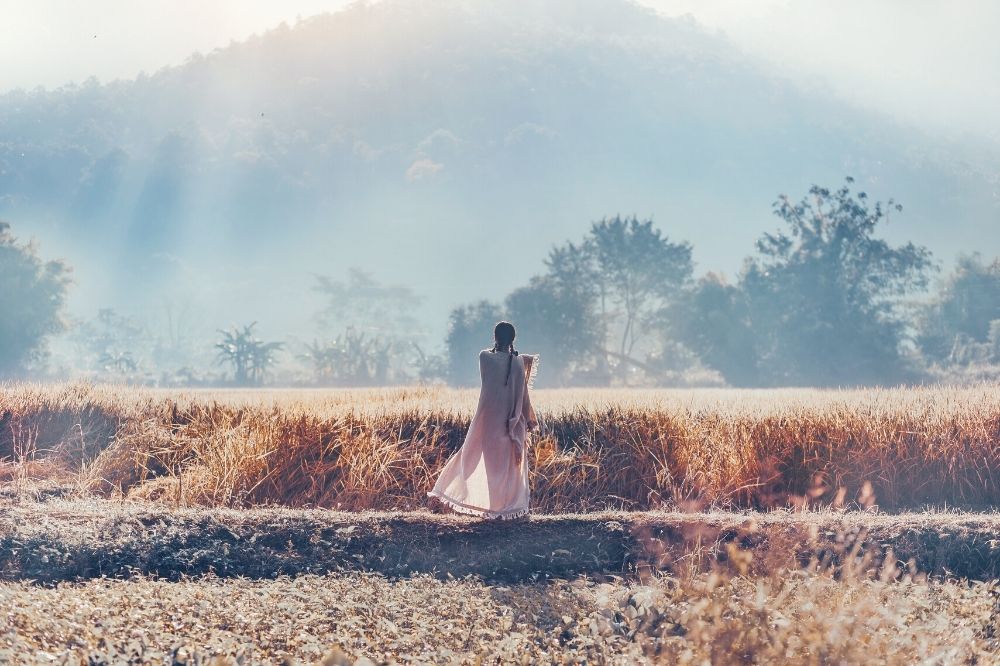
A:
565,521,995,663
2,383,1000,511
567,566,996,664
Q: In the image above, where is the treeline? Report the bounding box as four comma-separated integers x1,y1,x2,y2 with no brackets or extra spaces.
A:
446,178,999,387
2,178,999,387
0,245,433,386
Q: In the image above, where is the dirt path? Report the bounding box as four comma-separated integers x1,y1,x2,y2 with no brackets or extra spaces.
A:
2,498,999,583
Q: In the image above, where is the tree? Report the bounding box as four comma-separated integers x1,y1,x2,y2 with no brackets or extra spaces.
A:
505,274,603,386
215,323,284,385
450,217,694,387
300,329,396,386
312,269,424,384
669,273,759,386
98,350,138,375
538,216,693,384
314,268,422,339
990,321,1000,361
150,300,204,376
916,254,1000,364
587,216,693,371
300,339,345,384
411,343,447,384
0,221,71,375
73,308,147,378
445,300,504,386
741,178,934,386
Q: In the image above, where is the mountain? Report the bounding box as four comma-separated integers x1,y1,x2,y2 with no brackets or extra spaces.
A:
0,0,997,343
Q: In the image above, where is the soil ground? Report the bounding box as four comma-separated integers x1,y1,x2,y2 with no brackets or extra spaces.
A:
3,494,1000,584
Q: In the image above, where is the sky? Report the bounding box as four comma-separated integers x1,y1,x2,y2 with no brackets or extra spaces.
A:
645,0,1000,143
1,0,997,144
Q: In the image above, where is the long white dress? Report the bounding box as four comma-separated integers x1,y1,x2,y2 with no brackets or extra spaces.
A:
428,350,538,518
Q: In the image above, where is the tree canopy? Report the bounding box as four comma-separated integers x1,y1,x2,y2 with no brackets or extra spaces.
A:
0,221,71,375
917,254,1000,366
740,178,934,385
445,300,504,386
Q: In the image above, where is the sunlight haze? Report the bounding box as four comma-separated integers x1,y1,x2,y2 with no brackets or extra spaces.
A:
2,0,998,142
0,0,997,382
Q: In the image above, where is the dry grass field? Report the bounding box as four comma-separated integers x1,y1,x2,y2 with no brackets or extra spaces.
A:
3,383,1000,663
2,383,999,511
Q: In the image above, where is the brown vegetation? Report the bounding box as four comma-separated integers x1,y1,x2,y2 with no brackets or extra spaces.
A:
5,569,997,665
2,383,1000,511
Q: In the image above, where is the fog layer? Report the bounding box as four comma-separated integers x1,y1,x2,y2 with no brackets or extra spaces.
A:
0,0,997,359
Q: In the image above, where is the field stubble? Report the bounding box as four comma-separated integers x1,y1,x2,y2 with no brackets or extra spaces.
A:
1,499,999,664
4,565,997,664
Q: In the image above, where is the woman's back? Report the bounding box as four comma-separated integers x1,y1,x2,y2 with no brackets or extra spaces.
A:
472,350,528,446
428,325,537,519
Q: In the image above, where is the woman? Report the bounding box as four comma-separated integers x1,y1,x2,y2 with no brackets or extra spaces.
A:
428,321,538,519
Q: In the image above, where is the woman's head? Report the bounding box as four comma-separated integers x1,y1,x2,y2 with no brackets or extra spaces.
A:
493,321,516,352
493,321,518,386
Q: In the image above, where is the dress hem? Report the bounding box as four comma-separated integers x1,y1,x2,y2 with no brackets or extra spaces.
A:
427,491,529,520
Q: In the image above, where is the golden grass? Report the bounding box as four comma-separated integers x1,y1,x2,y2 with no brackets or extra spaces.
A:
2,382,1000,511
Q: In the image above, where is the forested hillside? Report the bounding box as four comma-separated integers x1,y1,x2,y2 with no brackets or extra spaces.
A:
0,0,996,341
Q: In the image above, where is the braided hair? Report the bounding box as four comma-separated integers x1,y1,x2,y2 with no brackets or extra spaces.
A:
491,321,518,386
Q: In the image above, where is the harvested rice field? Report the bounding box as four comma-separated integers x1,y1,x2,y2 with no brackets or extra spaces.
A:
2,384,1000,663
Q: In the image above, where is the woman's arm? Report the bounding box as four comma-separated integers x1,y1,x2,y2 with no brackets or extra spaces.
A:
479,349,489,382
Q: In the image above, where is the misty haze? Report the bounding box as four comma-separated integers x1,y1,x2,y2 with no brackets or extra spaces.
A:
2,1,1000,662
1,0,997,388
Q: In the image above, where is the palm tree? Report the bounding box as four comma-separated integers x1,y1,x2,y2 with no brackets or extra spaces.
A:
215,323,284,385
98,349,138,375
300,339,344,383
298,329,399,385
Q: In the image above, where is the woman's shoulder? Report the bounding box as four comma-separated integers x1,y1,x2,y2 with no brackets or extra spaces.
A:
479,349,530,362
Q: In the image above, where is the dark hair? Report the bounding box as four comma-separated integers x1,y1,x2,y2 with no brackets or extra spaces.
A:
491,321,518,385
